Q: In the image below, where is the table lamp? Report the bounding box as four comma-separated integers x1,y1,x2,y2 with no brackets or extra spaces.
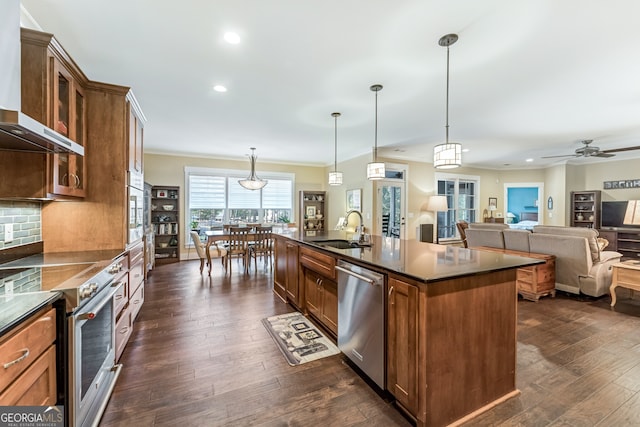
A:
427,195,448,244
488,205,497,218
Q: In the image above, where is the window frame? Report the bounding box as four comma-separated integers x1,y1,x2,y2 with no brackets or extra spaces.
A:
435,172,481,241
185,166,294,245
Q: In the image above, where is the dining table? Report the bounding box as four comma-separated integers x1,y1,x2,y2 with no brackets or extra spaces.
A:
204,228,268,273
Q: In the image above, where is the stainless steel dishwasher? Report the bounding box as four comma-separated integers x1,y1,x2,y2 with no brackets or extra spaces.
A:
335,260,385,389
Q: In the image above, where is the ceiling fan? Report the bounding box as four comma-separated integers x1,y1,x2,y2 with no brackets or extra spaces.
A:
543,139,640,159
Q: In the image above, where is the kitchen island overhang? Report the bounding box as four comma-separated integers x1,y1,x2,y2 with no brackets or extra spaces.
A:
273,230,542,427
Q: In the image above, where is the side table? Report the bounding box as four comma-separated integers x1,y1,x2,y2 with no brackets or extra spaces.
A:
610,261,640,307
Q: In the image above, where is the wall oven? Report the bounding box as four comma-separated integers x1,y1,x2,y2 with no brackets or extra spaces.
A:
128,185,144,245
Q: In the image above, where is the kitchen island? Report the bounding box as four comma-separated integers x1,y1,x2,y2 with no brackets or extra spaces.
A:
273,230,542,427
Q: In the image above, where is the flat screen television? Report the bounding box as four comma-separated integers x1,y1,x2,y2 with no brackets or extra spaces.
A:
601,201,629,228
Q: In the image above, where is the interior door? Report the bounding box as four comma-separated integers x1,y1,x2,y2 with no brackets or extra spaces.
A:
376,165,407,239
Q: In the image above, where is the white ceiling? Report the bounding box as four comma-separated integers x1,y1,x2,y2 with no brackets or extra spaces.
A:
19,0,640,169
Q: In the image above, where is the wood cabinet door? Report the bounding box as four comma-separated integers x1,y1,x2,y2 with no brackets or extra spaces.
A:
285,242,300,305
304,269,320,318
127,102,144,176
320,278,338,335
273,238,287,299
49,57,86,198
387,277,418,415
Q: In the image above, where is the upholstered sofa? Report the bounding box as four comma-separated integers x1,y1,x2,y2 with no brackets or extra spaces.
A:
464,223,622,297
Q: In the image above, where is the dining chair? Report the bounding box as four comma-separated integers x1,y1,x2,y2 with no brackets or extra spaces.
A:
456,220,469,248
191,231,227,276
248,226,273,272
227,227,250,274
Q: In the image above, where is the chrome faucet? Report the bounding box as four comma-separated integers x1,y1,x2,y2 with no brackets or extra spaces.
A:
344,209,365,244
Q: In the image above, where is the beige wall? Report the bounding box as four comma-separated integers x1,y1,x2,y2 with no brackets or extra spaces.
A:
145,153,324,260
146,152,640,250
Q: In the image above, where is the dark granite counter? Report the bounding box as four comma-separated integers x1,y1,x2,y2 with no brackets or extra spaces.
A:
0,292,62,336
0,249,126,337
276,230,542,283
0,249,125,269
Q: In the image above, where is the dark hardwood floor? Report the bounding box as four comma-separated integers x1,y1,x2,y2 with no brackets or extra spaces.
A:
100,259,640,426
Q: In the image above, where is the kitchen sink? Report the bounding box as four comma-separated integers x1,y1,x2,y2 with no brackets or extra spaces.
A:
312,239,370,249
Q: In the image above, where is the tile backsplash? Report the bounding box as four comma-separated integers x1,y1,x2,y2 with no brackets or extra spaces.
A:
0,201,42,249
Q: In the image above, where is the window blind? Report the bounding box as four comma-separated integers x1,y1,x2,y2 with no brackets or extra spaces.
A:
262,179,292,209
188,175,226,208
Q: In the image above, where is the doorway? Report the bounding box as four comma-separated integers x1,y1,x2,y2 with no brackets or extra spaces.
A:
376,164,407,239
503,182,544,225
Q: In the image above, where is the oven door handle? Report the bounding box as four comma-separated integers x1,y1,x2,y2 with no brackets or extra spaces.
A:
76,282,122,321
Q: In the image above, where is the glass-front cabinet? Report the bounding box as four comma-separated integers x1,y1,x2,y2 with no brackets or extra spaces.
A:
50,57,86,197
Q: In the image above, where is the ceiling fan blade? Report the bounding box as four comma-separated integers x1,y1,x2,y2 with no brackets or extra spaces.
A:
593,153,615,158
541,154,579,159
601,146,640,154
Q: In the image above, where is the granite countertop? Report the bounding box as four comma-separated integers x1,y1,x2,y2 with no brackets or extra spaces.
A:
0,292,62,336
0,249,126,337
276,230,542,283
0,249,126,269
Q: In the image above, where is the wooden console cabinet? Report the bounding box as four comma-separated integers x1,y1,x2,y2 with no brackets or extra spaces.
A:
477,247,555,301
598,229,640,261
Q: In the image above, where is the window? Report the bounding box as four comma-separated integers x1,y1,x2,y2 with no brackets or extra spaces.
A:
435,173,479,240
185,167,294,242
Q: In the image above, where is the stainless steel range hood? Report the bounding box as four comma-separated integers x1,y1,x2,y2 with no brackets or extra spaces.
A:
0,109,84,156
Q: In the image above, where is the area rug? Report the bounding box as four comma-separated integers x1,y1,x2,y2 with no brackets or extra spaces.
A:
262,312,340,366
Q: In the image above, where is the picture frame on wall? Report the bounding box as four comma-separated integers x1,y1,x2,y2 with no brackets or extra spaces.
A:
346,189,362,211
488,197,497,208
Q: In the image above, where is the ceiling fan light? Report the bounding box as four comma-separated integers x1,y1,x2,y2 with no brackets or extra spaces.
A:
328,171,343,186
367,162,385,180
434,143,462,169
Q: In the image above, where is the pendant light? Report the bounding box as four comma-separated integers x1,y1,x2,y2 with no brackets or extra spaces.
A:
367,84,385,180
433,33,462,169
328,112,343,186
238,147,267,190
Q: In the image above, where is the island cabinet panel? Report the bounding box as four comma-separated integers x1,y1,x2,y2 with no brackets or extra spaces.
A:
273,236,302,308
285,241,301,307
418,269,518,427
319,278,338,335
273,237,287,300
386,277,418,416
303,268,338,336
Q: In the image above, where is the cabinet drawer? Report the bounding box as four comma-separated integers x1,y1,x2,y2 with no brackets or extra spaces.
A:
129,282,145,321
617,268,640,284
129,258,145,295
115,310,132,362
129,241,144,265
300,247,336,280
0,345,56,406
114,274,129,315
0,308,56,392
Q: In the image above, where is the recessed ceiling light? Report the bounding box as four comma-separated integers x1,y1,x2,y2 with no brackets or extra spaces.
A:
462,148,470,153
213,85,227,93
525,158,534,162
223,32,241,44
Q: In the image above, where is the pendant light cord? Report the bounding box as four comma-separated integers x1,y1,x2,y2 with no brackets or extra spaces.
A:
445,45,450,144
334,114,338,172
374,88,378,161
